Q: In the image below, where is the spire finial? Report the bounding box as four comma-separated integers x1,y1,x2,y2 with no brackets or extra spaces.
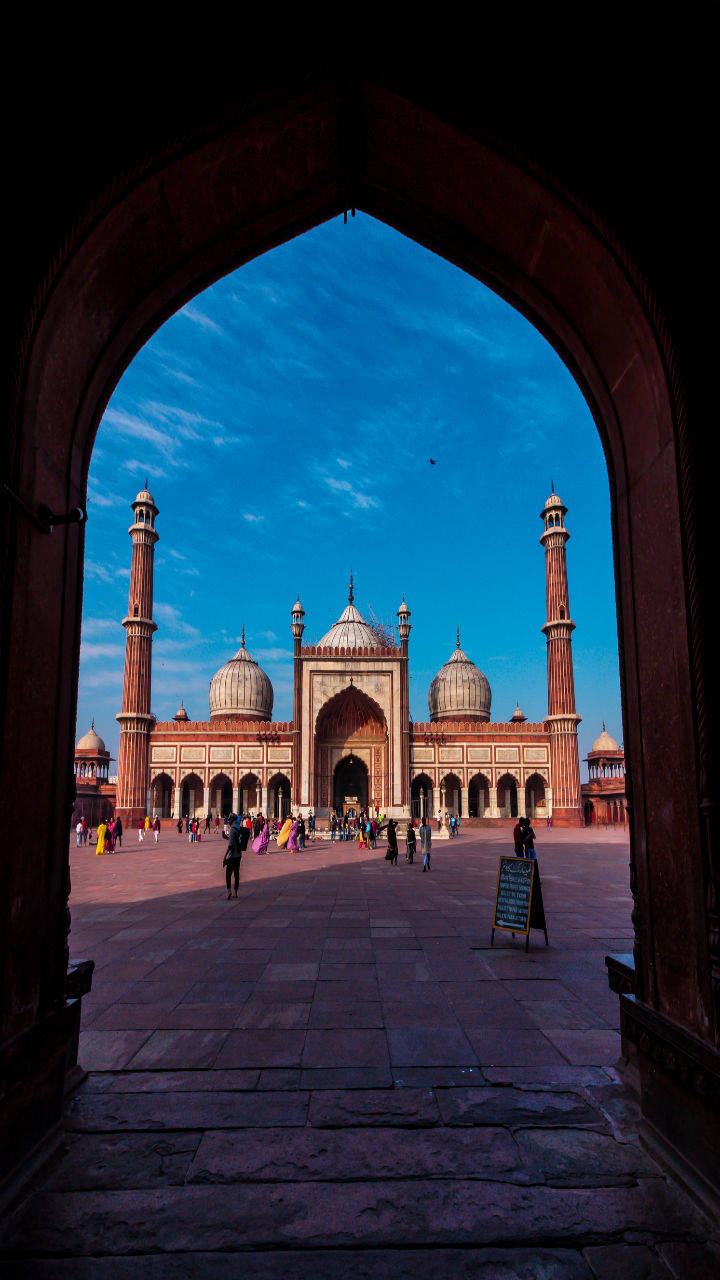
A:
456,625,461,649
144,473,148,489
241,624,246,649
551,477,554,495
348,570,354,604
602,720,605,732
91,717,94,730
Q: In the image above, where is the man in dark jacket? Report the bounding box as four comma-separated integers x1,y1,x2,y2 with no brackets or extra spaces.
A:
223,814,248,898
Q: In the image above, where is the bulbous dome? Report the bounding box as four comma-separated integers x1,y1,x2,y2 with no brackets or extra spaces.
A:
591,724,619,753
76,719,107,753
209,631,273,720
317,602,379,649
428,631,491,722
317,578,380,649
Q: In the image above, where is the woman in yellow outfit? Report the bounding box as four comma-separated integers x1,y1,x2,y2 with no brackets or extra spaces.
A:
95,821,107,856
276,816,293,849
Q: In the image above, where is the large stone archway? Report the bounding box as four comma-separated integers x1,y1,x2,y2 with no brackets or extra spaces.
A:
314,685,387,814
3,70,716,1198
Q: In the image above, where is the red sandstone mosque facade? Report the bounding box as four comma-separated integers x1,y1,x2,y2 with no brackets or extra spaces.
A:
112,485,584,827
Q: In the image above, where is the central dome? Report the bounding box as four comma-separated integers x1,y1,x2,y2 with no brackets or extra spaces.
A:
209,630,273,720
428,630,491,722
317,576,381,649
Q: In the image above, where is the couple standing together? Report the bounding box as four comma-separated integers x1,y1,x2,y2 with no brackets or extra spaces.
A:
513,816,536,859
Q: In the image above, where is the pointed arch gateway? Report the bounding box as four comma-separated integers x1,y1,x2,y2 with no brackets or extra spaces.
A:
5,77,715,1204
314,685,387,814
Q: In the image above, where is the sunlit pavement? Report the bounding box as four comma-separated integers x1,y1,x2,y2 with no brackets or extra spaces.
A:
2,828,717,1277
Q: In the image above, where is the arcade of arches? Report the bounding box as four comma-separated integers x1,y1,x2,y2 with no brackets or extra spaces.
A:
3,73,717,1213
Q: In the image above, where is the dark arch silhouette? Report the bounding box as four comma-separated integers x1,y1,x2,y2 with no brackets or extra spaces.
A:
3,73,715,1198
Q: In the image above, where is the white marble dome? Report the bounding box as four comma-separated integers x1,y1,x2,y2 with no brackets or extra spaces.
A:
76,720,106,753
428,633,491,722
209,633,273,720
590,725,620,753
317,601,379,649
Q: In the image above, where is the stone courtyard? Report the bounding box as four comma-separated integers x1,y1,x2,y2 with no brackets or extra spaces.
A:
1,827,717,1277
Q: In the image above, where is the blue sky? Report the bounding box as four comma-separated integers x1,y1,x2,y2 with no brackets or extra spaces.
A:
79,213,622,776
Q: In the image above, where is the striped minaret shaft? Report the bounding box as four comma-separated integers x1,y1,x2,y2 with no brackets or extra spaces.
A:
290,596,305,806
541,489,582,826
116,484,158,825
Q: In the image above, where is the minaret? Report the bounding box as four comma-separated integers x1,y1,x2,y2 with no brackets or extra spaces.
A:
397,596,411,809
541,487,582,825
116,483,158,824
290,595,305,806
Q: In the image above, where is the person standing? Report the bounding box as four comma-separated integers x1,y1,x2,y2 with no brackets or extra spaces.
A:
523,817,537,860
138,818,144,843
406,820,416,864
436,809,442,832
144,814,151,839
379,818,399,866
204,814,211,836
297,813,306,851
115,816,123,848
82,817,89,845
223,814,244,898
420,816,432,872
177,817,183,835
252,819,269,854
153,816,161,843
215,814,220,835
76,819,83,847
331,812,337,842
287,816,300,852
513,818,525,857
95,820,107,856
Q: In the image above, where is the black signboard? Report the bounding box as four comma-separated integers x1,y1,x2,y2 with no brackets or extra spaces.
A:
491,857,549,951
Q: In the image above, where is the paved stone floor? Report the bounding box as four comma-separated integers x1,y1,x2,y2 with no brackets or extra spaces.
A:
2,827,717,1277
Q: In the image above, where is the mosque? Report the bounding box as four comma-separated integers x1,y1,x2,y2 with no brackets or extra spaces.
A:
108,482,584,828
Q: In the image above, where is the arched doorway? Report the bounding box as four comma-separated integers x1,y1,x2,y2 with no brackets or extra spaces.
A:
151,773,173,818
411,774,434,821
468,773,490,818
180,773,204,819
5,78,714,1200
314,685,387,815
497,773,518,819
441,772,462,817
267,773,291,822
209,773,232,817
333,755,368,816
238,773,259,813
525,773,547,820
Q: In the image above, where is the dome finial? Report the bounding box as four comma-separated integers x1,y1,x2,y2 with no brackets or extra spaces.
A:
91,717,94,730
348,570,354,604
144,473,148,489
456,625,461,649
241,624,246,649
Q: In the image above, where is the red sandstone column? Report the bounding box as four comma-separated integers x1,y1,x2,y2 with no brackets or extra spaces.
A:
116,485,158,825
541,489,582,826
398,598,411,809
290,597,305,807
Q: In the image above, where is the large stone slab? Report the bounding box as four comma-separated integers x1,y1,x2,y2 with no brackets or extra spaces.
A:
188,1125,527,1184
437,1087,604,1129
0,1247,598,1277
308,1087,440,1128
64,1090,309,1131
2,1178,695,1255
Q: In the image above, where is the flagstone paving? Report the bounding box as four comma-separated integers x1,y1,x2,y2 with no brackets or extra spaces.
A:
1,827,717,1277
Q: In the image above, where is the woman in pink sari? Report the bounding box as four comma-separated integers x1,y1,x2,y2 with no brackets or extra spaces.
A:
252,821,269,855
106,819,116,853
287,818,299,852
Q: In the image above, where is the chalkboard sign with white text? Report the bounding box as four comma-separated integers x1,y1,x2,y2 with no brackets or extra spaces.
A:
491,857,549,951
